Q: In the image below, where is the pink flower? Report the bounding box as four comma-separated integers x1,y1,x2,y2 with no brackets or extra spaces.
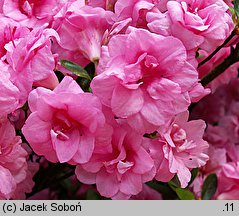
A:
195,79,239,161
145,111,209,188
203,146,227,174
53,4,114,63
4,27,59,105
114,0,155,28
0,16,23,59
76,122,155,199
147,0,234,53
0,61,21,116
0,118,31,199
11,157,39,199
91,27,206,133
0,20,46,114
2,0,69,28
204,125,229,147
190,80,233,125
216,102,239,144
154,0,168,12
131,184,162,200
113,0,175,29
217,162,239,200
22,76,106,164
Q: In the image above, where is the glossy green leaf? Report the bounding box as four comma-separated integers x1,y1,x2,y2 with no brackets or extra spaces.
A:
201,174,218,200
188,168,199,187
60,60,91,80
168,175,181,191
175,188,195,200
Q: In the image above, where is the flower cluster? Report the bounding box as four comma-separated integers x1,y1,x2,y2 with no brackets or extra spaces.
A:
191,78,239,199
0,0,237,199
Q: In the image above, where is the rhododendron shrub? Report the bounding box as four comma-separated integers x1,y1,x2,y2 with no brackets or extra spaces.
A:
0,0,239,200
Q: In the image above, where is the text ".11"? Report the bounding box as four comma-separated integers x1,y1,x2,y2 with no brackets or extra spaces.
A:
224,203,234,212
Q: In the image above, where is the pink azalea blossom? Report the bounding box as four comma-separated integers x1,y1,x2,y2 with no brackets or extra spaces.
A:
217,162,239,200
189,145,227,199
131,184,162,200
0,16,24,59
190,78,239,199
11,158,39,199
4,27,59,105
145,111,209,188
0,118,33,200
91,27,207,133
22,76,107,164
190,79,236,124
0,0,237,200
114,0,173,28
204,146,227,174
76,121,155,199
204,125,229,148
0,20,29,114
147,0,234,53
1,0,69,28
154,0,168,12
207,102,239,163
193,79,239,151
217,102,239,144
53,4,114,63
114,0,156,28
0,61,21,116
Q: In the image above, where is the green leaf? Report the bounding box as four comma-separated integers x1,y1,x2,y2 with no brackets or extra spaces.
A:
168,175,181,191
175,188,195,200
229,5,237,25
60,60,91,80
229,6,235,15
187,168,199,187
234,0,239,18
201,174,218,200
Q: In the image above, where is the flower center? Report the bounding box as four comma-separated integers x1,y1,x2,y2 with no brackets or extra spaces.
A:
52,111,76,141
19,0,35,17
117,160,134,174
182,2,199,14
171,124,187,145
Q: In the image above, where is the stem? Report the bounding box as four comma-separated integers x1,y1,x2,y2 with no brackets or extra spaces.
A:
200,43,239,87
198,30,236,68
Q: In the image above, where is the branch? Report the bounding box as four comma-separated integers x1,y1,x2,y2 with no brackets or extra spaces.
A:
200,43,239,87
198,30,236,68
